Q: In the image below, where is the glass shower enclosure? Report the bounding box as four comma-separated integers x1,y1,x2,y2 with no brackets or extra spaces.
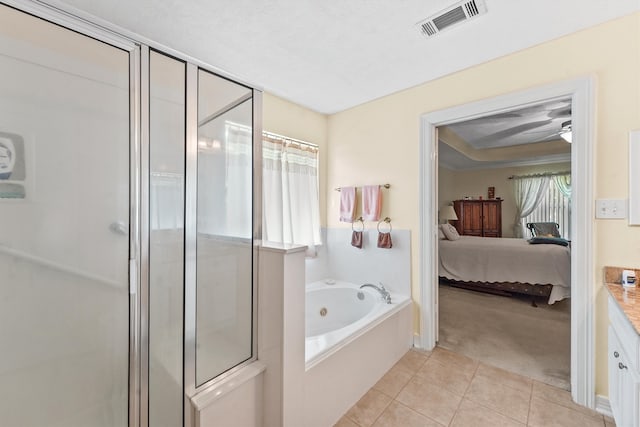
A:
0,3,261,426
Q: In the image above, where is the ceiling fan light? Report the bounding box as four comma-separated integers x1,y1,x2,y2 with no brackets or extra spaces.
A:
560,120,572,143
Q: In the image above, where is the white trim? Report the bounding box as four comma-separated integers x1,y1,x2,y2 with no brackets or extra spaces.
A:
629,130,640,225
418,76,596,409
595,395,614,419
412,333,423,349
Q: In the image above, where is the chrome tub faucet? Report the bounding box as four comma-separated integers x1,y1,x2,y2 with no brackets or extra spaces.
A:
360,283,392,304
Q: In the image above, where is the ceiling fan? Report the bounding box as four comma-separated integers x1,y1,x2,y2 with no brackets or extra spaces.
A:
522,120,572,143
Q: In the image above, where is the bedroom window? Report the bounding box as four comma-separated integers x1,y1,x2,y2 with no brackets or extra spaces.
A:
522,173,571,239
262,132,322,254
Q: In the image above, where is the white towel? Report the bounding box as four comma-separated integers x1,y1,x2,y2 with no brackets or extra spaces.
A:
362,185,382,221
339,186,356,222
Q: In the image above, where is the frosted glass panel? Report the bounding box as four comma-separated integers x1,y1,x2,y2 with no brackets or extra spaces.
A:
149,50,185,426
196,69,253,385
0,5,129,426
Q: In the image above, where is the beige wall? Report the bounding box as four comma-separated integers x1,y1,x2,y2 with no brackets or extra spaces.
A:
262,93,329,226
326,12,640,397
439,162,571,237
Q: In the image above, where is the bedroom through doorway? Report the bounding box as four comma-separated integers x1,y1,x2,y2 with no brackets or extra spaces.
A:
435,99,573,390
419,78,596,408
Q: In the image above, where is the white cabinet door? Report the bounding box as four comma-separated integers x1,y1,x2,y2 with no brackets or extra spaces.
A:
609,325,624,423
609,324,640,427
619,360,640,427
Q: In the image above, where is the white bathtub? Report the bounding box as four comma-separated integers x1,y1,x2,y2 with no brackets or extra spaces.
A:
305,280,411,368
303,279,412,427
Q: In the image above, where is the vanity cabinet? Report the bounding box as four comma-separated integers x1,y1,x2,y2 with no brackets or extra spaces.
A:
452,199,502,237
608,295,640,427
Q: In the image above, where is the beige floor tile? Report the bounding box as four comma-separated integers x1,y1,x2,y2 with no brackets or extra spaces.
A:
372,401,443,427
464,374,530,423
528,396,605,427
334,416,361,427
395,349,430,373
430,346,478,377
450,399,525,427
396,375,462,426
532,380,602,419
372,363,414,398
415,357,474,396
345,389,393,427
475,363,532,394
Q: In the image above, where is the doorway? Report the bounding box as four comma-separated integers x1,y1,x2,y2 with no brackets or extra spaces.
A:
418,78,596,408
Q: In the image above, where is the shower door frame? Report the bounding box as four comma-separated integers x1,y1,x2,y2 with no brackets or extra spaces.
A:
0,1,144,426
3,1,263,426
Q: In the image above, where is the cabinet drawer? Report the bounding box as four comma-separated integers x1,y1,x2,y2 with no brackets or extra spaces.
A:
609,296,640,372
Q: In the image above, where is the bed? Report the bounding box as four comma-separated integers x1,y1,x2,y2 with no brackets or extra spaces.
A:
438,236,571,304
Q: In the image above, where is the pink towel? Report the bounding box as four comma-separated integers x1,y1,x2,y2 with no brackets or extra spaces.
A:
339,187,356,222
362,185,382,221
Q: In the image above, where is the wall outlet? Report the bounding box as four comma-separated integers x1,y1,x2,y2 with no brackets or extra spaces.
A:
595,199,627,219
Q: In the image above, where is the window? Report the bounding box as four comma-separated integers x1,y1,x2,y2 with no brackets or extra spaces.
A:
262,132,321,253
522,173,571,239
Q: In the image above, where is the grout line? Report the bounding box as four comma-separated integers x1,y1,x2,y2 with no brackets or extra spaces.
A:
394,401,444,427
367,394,393,427
370,348,432,426
446,355,481,426
462,370,530,425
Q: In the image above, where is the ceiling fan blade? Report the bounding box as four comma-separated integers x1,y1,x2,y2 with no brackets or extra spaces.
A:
472,120,553,145
548,106,572,119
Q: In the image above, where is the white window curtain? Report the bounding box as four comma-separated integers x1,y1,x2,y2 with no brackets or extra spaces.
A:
512,175,551,237
552,173,571,199
262,133,321,255
522,178,571,239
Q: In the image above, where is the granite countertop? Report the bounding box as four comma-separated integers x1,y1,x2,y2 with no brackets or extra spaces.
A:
606,284,640,334
605,266,640,335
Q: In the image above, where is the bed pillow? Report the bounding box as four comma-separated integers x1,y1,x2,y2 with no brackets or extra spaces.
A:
438,227,446,240
441,224,460,241
528,236,569,246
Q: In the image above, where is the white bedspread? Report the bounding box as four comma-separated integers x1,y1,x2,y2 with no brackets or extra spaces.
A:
438,236,571,304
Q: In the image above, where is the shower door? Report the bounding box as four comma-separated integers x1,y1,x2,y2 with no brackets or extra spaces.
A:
0,4,132,426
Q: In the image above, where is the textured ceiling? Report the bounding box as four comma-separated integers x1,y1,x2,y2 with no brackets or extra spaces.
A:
439,98,573,170
446,99,572,148
52,0,640,114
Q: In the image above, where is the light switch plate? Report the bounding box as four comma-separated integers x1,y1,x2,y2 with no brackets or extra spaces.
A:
595,199,627,219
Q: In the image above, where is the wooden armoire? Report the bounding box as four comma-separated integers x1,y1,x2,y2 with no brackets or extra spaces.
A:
452,199,502,237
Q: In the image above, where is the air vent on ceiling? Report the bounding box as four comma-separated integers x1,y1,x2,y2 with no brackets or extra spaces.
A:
416,0,487,38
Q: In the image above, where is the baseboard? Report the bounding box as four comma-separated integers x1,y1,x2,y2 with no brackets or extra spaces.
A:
595,395,613,419
412,333,422,349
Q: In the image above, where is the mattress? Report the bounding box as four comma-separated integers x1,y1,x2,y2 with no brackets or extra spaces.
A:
438,236,571,304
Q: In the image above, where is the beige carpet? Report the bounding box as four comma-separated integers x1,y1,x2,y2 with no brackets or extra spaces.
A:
438,283,571,390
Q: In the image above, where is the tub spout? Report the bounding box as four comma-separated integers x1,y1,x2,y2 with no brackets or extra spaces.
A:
360,283,392,304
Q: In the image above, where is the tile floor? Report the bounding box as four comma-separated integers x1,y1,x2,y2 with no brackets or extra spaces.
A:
334,347,616,427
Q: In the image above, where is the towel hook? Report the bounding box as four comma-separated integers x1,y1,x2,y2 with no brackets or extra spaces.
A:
352,217,364,232
377,217,392,233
